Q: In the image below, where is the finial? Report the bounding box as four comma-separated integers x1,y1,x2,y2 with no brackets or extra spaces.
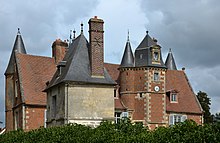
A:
17,28,21,35
73,29,76,39
169,48,172,53
127,29,130,42
146,30,149,35
81,22,83,34
70,30,72,41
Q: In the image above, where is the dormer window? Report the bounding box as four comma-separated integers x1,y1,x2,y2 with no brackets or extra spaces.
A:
171,93,177,102
153,52,159,61
151,46,161,64
168,90,178,103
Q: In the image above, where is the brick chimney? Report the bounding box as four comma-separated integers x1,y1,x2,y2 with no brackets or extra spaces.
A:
88,16,104,77
52,39,68,64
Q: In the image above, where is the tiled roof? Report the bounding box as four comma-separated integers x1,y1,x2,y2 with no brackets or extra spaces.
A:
16,53,56,105
104,63,120,83
166,70,203,114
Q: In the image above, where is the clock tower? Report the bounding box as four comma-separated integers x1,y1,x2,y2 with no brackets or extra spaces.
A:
134,32,167,129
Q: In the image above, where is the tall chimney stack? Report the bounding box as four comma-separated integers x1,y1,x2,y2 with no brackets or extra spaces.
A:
52,39,68,64
88,16,104,77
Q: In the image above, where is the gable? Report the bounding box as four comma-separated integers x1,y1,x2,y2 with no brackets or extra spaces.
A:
16,53,56,105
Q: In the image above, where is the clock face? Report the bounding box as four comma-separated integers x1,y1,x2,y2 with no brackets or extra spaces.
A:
154,86,160,92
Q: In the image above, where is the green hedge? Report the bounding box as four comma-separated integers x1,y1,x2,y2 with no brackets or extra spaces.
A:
1,120,220,143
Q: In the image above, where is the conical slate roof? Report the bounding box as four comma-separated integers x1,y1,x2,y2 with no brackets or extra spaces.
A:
120,40,134,67
5,29,27,75
46,33,116,89
165,49,177,70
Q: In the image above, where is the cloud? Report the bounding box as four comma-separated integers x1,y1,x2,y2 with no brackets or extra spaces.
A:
140,0,220,113
0,0,98,126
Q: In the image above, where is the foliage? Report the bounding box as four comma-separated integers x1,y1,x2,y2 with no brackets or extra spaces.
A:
196,91,213,123
1,120,220,143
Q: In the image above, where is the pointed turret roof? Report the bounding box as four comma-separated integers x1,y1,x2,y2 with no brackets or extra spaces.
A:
136,31,156,49
120,32,134,67
165,49,177,70
5,28,27,75
46,33,116,89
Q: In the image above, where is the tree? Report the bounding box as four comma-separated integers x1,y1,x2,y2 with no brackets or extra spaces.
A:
213,113,220,123
196,91,213,123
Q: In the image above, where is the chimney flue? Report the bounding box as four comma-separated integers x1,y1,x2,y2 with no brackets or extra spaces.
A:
88,16,104,77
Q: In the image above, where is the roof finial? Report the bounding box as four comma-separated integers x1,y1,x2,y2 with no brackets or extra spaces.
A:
73,29,76,39
127,29,130,42
17,28,21,35
169,48,172,53
146,30,149,35
70,30,72,41
81,22,83,34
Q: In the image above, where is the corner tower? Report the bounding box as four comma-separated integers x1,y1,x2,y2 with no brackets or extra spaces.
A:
119,33,135,114
5,29,27,131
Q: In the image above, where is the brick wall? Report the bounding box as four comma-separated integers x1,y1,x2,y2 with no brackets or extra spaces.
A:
89,16,104,77
52,39,68,64
25,106,45,131
187,114,203,125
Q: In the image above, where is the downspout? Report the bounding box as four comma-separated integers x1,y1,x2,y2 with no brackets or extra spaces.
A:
22,105,25,130
65,83,69,124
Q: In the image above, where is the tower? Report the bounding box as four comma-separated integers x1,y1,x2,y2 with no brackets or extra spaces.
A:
119,32,135,118
5,29,27,131
134,31,167,129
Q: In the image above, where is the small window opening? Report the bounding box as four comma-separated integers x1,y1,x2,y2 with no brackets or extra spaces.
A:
153,52,159,61
154,72,159,81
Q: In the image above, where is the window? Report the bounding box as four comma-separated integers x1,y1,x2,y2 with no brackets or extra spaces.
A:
121,112,129,118
169,114,187,125
139,93,143,98
15,111,19,130
140,54,143,59
171,94,177,102
115,112,121,124
15,80,18,98
114,89,117,97
153,52,159,61
52,95,57,118
154,72,159,81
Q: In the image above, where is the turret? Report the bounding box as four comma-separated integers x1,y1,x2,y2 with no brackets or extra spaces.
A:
165,48,177,70
5,28,27,75
120,31,134,68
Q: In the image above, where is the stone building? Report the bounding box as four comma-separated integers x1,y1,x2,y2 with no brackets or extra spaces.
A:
4,16,203,131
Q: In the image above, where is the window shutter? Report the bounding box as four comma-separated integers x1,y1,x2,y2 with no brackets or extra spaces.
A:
169,115,174,125
181,115,187,122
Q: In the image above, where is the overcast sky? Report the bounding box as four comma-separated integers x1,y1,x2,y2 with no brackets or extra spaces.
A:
1,0,220,127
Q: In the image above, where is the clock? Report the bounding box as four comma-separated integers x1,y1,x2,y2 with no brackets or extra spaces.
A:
154,86,160,92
